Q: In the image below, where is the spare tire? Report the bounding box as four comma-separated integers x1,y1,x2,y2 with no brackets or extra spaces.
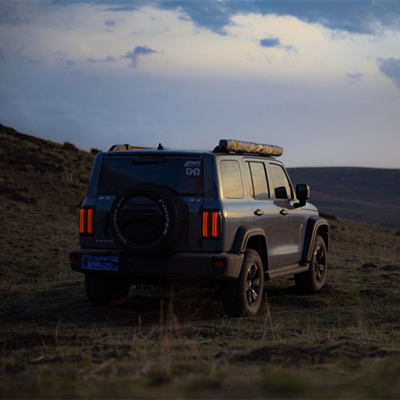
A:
110,183,185,256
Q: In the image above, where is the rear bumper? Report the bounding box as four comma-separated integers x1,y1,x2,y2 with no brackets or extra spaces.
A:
70,249,244,281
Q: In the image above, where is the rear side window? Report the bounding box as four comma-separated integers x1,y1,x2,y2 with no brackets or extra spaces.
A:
247,162,270,200
220,160,244,199
98,156,203,195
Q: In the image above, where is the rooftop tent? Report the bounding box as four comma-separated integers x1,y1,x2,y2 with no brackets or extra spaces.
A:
214,139,283,157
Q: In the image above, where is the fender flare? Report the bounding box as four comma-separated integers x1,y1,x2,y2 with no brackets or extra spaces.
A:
231,225,267,254
301,216,329,263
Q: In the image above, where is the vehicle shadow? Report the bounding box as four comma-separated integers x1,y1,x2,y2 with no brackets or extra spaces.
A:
1,281,226,328
1,278,333,329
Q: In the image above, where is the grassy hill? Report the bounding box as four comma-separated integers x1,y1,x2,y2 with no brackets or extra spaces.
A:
1,125,400,399
0,124,94,286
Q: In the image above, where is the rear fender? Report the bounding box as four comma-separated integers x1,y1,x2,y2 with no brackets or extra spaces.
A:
231,226,268,271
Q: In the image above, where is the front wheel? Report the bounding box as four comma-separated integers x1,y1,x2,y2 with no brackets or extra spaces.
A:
295,235,327,293
222,249,264,317
85,275,131,306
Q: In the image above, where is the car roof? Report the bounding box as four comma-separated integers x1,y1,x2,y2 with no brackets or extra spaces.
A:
105,139,283,160
103,149,282,162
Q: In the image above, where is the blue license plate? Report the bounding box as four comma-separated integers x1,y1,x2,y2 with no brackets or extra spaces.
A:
81,255,119,271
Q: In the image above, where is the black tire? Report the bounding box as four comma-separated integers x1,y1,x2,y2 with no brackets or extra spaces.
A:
295,234,327,293
221,249,264,317
110,183,185,256
85,274,131,306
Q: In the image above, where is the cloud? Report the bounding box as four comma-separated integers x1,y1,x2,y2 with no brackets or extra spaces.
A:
54,53,75,67
104,4,142,13
122,45,158,68
347,72,363,84
46,1,400,35
87,55,116,64
156,0,400,35
378,58,400,89
105,19,115,27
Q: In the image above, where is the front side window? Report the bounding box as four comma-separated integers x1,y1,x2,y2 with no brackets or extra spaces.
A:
269,163,292,200
220,160,244,199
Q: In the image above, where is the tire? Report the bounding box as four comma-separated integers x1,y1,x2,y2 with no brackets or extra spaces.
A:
110,183,185,256
221,249,264,317
295,234,327,293
85,274,131,306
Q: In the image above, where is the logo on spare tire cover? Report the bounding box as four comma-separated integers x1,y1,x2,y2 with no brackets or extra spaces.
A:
159,199,170,235
113,197,128,244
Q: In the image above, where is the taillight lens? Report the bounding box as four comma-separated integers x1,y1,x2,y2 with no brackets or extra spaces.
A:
202,211,221,239
79,208,94,235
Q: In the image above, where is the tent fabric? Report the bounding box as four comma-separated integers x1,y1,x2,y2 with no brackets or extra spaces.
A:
216,139,283,157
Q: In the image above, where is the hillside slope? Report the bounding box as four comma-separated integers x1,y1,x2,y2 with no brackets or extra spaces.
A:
0,124,94,285
289,167,400,230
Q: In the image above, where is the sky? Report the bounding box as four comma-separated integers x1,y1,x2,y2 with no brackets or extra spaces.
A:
1,0,400,168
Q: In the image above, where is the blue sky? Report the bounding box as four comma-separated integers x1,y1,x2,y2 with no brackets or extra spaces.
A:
1,0,400,167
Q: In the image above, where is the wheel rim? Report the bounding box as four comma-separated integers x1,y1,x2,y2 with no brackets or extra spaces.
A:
245,263,261,306
313,245,326,282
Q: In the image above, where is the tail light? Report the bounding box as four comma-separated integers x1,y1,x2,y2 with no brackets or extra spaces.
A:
79,208,94,235
202,210,221,239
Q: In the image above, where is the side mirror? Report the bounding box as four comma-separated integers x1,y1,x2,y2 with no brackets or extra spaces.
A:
296,184,310,207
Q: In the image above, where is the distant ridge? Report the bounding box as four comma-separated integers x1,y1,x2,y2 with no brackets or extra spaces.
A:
289,167,400,230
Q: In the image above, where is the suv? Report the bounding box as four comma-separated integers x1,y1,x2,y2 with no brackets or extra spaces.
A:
70,139,329,317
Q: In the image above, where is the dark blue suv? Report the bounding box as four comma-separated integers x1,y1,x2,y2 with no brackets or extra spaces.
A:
70,139,329,317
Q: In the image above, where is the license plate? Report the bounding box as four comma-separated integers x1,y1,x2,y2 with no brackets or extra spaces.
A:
81,255,119,271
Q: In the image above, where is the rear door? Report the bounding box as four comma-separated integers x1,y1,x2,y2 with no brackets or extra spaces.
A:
244,160,281,269
96,153,205,252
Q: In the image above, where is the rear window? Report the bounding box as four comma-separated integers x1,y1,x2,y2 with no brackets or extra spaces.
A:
98,156,203,195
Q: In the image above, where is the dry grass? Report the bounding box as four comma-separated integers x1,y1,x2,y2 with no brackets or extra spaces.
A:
1,124,400,398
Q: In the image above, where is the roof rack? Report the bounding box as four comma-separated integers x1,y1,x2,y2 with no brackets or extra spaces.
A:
109,144,159,151
213,139,283,157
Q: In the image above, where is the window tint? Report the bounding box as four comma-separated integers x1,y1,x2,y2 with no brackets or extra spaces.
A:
247,162,269,200
220,160,244,199
98,156,203,195
270,163,292,199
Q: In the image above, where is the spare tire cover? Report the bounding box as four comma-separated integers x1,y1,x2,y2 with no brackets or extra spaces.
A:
110,183,185,255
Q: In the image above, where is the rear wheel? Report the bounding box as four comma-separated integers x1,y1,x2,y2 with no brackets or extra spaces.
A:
222,249,264,317
295,235,327,293
85,274,131,306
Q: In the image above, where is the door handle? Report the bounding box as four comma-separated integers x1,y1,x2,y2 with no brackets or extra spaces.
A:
254,209,264,216
280,209,289,216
